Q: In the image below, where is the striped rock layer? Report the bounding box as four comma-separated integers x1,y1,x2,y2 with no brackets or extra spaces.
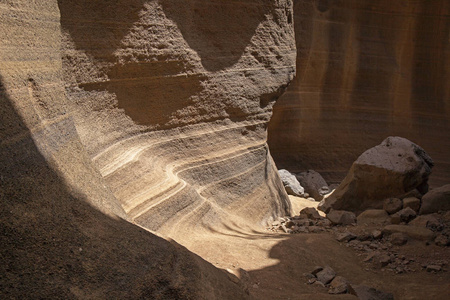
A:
60,0,296,240
268,0,450,187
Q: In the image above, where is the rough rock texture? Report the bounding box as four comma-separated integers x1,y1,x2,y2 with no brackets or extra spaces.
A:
319,137,433,214
0,0,294,298
279,169,305,196
268,0,450,187
420,184,450,215
59,0,296,240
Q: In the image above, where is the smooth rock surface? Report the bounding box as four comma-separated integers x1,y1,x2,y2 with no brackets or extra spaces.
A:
319,137,433,214
268,0,450,188
403,197,421,213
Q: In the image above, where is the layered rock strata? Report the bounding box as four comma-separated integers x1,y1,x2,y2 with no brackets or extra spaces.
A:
268,0,450,187
60,0,296,240
1,0,295,298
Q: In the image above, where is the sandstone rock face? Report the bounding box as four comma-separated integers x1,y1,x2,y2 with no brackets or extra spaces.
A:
1,0,294,298
319,137,433,214
59,0,296,239
268,0,450,187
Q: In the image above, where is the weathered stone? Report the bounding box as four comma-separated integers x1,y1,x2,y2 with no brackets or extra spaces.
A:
278,169,305,197
383,198,403,215
409,214,441,230
390,233,408,245
420,184,450,214
300,207,322,220
336,231,357,242
327,210,356,225
426,265,442,272
328,276,348,294
348,285,394,300
403,197,421,213
357,209,390,225
311,266,324,276
316,266,336,285
390,207,417,224
296,170,329,201
372,230,383,239
319,137,433,214
435,234,449,247
383,225,435,241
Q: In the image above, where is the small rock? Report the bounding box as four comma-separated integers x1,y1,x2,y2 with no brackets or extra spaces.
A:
348,284,394,300
357,233,372,241
383,224,435,241
409,214,441,230
300,207,322,220
328,276,348,294
327,210,356,225
313,281,326,288
294,219,313,227
336,231,357,242
384,198,403,215
435,234,449,247
357,209,390,225
390,232,408,246
296,170,329,201
372,230,383,239
307,278,317,284
304,273,315,280
308,226,324,233
376,254,392,268
285,220,295,228
403,197,421,213
278,169,305,197
317,219,332,227
426,265,442,272
316,266,336,285
391,207,417,224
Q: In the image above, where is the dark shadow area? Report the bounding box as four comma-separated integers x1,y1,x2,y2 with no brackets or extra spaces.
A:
58,0,208,127
0,75,248,299
411,1,449,123
160,0,273,71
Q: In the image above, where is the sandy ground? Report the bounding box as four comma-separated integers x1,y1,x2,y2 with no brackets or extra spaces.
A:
186,196,450,300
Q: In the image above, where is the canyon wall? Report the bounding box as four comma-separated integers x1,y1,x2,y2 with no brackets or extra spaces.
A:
59,0,296,242
1,0,295,297
268,0,450,187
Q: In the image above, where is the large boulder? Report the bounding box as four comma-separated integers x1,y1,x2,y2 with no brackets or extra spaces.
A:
319,137,433,214
278,169,305,197
420,184,450,215
296,170,329,201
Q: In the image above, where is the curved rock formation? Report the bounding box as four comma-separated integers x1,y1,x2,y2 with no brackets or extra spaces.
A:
1,0,295,298
59,0,296,241
268,0,450,187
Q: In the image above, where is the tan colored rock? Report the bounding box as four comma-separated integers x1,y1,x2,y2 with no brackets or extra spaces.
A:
403,197,421,213
59,0,296,240
327,210,356,225
0,0,295,298
383,198,403,215
357,210,389,226
268,0,450,188
383,225,435,241
420,184,450,215
319,137,433,214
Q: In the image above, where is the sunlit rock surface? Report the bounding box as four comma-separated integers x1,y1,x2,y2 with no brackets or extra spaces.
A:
1,0,295,298
268,0,450,187
59,0,296,240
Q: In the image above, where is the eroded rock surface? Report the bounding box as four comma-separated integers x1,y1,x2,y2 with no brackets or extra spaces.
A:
60,0,296,240
268,0,450,187
319,137,433,214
